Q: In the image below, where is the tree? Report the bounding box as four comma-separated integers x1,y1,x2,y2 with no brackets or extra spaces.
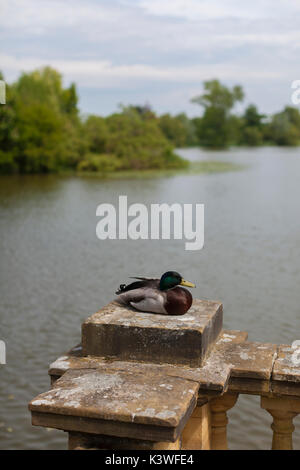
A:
158,113,188,147
191,79,244,148
191,80,244,111
158,113,199,147
176,113,199,146
0,67,83,173
0,72,18,173
267,106,300,146
103,107,187,170
243,104,265,128
83,115,108,154
240,104,265,146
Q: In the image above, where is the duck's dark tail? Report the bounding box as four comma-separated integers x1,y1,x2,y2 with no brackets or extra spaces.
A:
115,279,151,295
115,284,127,295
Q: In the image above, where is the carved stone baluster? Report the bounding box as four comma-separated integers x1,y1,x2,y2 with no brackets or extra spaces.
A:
210,392,239,450
261,397,300,450
181,403,211,450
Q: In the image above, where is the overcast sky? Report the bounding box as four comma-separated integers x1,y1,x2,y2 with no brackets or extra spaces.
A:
1,0,300,116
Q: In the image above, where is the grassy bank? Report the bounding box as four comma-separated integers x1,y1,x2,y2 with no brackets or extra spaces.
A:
69,160,245,180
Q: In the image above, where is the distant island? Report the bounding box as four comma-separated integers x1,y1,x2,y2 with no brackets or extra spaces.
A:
1,67,300,175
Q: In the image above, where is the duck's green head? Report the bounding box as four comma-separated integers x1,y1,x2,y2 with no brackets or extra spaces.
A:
159,271,196,291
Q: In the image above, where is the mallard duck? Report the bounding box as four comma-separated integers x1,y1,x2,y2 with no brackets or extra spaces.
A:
115,271,196,315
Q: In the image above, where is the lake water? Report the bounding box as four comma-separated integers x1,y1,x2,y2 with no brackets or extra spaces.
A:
0,146,300,450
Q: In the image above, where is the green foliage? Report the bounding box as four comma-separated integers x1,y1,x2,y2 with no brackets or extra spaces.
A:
77,153,121,172
243,104,265,128
176,113,199,146
242,126,263,146
83,115,108,156
0,67,84,173
191,79,244,148
103,109,187,170
158,113,199,147
79,103,188,172
0,68,186,174
191,79,244,113
238,105,265,146
1,68,300,175
0,80,17,173
158,113,187,147
266,107,300,146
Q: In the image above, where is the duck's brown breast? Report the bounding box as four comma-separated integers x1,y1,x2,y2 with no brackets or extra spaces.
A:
164,287,193,315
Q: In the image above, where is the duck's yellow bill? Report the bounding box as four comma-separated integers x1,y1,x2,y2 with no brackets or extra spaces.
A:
180,279,196,288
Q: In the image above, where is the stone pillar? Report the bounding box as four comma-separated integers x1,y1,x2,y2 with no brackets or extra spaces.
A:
210,392,239,450
29,299,226,450
261,397,300,450
181,403,211,450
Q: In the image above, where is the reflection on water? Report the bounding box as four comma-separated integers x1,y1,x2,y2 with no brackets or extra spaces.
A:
0,146,300,449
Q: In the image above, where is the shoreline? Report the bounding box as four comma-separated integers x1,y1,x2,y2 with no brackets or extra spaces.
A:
0,161,245,180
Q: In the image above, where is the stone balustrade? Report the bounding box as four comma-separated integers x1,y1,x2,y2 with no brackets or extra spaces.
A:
28,300,300,450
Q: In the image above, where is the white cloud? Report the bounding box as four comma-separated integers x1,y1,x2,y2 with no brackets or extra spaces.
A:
136,0,300,21
1,53,293,88
0,0,121,33
2,0,300,53
1,0,300,114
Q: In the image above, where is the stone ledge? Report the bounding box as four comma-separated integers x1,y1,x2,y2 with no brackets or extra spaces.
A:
82,299,223,367
48,329,249,395
272,345,300,383
29,367,198,442
223,341,277,380
31,411,184,443
228,377,270,395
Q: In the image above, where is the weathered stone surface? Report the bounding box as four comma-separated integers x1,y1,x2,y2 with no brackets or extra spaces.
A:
221,341,277,380
271,381,300,397
271,346,300,397
216,330,248,345
29,367,198,441
66,329,247,363
228,377,270,395
49,355,229,394
272,345,300,383
82,300,223,367
48,330,249,395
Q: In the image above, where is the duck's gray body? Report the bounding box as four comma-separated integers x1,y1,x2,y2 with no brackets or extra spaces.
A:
115,277,168,314
115,276,193,316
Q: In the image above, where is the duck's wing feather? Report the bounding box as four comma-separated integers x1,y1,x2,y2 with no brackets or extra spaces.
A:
115,287,167,314
116,278,159,295
129,276,160,281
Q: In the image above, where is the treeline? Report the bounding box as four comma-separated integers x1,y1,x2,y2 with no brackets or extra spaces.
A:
162,80,300,149
0,67,186,174
1,68,300,175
